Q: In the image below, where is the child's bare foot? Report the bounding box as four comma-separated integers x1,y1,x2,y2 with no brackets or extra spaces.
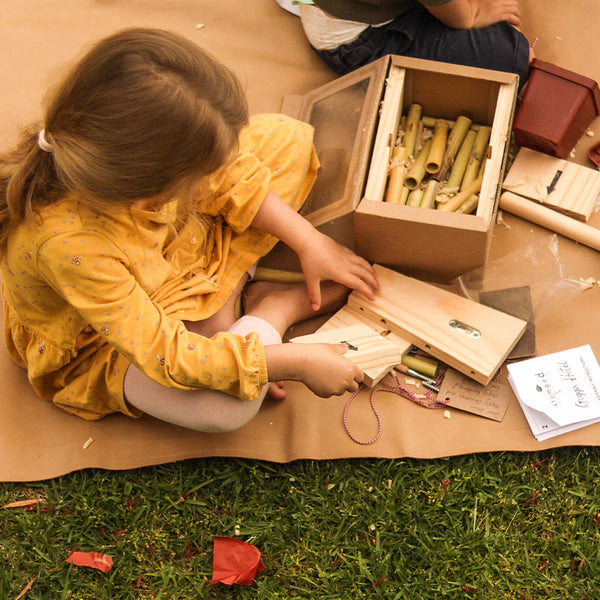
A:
243,280,348,336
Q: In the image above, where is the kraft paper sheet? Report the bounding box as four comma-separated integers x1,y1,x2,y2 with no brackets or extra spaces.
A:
1,0,599,482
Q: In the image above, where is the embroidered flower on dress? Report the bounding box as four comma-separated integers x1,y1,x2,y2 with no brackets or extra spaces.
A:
156,355,166,365
187,343,197,351
38,342,45,354
101,324,110,336
70,256,82,265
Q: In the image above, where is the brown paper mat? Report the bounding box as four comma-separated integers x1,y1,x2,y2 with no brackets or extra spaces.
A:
1,0,600,482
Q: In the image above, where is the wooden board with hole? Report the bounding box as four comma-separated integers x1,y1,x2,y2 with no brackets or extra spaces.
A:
347,265,527,385
290,323,408,387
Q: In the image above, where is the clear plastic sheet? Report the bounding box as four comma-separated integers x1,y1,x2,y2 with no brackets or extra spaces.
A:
453,234,590,323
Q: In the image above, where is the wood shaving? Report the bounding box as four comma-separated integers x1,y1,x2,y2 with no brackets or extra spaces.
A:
1,498,45,510
579,276,598,287
586,130,595,137
444,410,452,419
496,210,511,228
82,436,94,449
15,578,36,600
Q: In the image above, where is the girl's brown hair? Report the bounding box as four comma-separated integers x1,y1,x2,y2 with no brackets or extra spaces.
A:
0,27,248,253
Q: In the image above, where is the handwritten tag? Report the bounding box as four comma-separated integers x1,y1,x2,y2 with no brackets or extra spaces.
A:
437,368,511,422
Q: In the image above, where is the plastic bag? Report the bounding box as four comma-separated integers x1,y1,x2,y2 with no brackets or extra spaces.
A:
453,234,589,323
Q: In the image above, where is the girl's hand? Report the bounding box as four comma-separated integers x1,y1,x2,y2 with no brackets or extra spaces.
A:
297,230,379,311
250,190,378,310
265,343,364,397
299,343,364,396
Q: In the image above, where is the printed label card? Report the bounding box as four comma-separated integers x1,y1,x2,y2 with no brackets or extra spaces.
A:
507,345,600,441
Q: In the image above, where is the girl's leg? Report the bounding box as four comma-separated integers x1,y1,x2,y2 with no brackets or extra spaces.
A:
123,315,281,433
123,280,349,432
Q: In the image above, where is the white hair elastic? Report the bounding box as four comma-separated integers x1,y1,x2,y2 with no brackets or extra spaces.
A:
37,129,53,153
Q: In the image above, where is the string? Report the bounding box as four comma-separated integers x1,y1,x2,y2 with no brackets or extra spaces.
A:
343,371,446,445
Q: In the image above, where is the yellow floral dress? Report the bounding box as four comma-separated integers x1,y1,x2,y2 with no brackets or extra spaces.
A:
1,114,319,420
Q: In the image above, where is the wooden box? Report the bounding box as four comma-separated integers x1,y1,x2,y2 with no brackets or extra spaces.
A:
279,55,519,282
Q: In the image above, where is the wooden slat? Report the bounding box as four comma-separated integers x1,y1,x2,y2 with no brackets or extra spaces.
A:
363,66,406,203
291,323,408,387
502,147,600,221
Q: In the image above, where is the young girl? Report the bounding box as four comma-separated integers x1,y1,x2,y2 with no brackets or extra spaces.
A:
0,28,378,433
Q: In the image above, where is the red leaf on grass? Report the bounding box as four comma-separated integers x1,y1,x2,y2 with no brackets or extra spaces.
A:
209,536,265,586
66,551,113,573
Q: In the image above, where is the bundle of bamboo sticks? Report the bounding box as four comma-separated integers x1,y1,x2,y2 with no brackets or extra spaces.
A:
384,103,491,213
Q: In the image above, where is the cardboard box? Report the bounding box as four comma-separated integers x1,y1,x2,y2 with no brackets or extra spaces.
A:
278,55,519,282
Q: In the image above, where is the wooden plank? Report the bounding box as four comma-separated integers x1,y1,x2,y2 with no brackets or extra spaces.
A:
290,323,407,387
347,265,527,385
363,66,406,203
502,147,600,221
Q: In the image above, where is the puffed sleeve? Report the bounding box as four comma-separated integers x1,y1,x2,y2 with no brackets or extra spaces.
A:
35,231,269,401
200,152,272,234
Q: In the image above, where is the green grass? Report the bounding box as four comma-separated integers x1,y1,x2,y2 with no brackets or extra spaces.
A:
2,449,600,599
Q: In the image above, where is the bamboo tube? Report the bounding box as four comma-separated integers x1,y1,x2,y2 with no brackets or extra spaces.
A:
407,189,424,207
405,140,432,190
399,187,410,205
415,120,424,152
437,177,482,212
420,179,439,209
499,192,600,252
403,103,422,158
461,126,491,191
437,116,472,181
401,354,439,378
425,121,449,175
422,116,455,129
445,129,477,190
385,146,407,203
456,194,479,214
253,267,305,283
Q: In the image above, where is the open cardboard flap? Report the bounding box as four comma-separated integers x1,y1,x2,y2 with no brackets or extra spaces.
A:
1,0,600,482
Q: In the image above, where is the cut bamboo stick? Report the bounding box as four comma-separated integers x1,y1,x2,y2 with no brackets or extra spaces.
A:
461,126,491,190
254,267,305,283
405,140,432,190
407,189,424,207
437,177,482,212
385,146,407,203
425,121,449,175
399,187,409,205
420,179,439,209
445,129,477,190
456,194,479,214
437,116,472,181
403,103,422,158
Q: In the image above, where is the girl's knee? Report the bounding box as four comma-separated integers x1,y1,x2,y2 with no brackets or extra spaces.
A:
185,396,263,433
